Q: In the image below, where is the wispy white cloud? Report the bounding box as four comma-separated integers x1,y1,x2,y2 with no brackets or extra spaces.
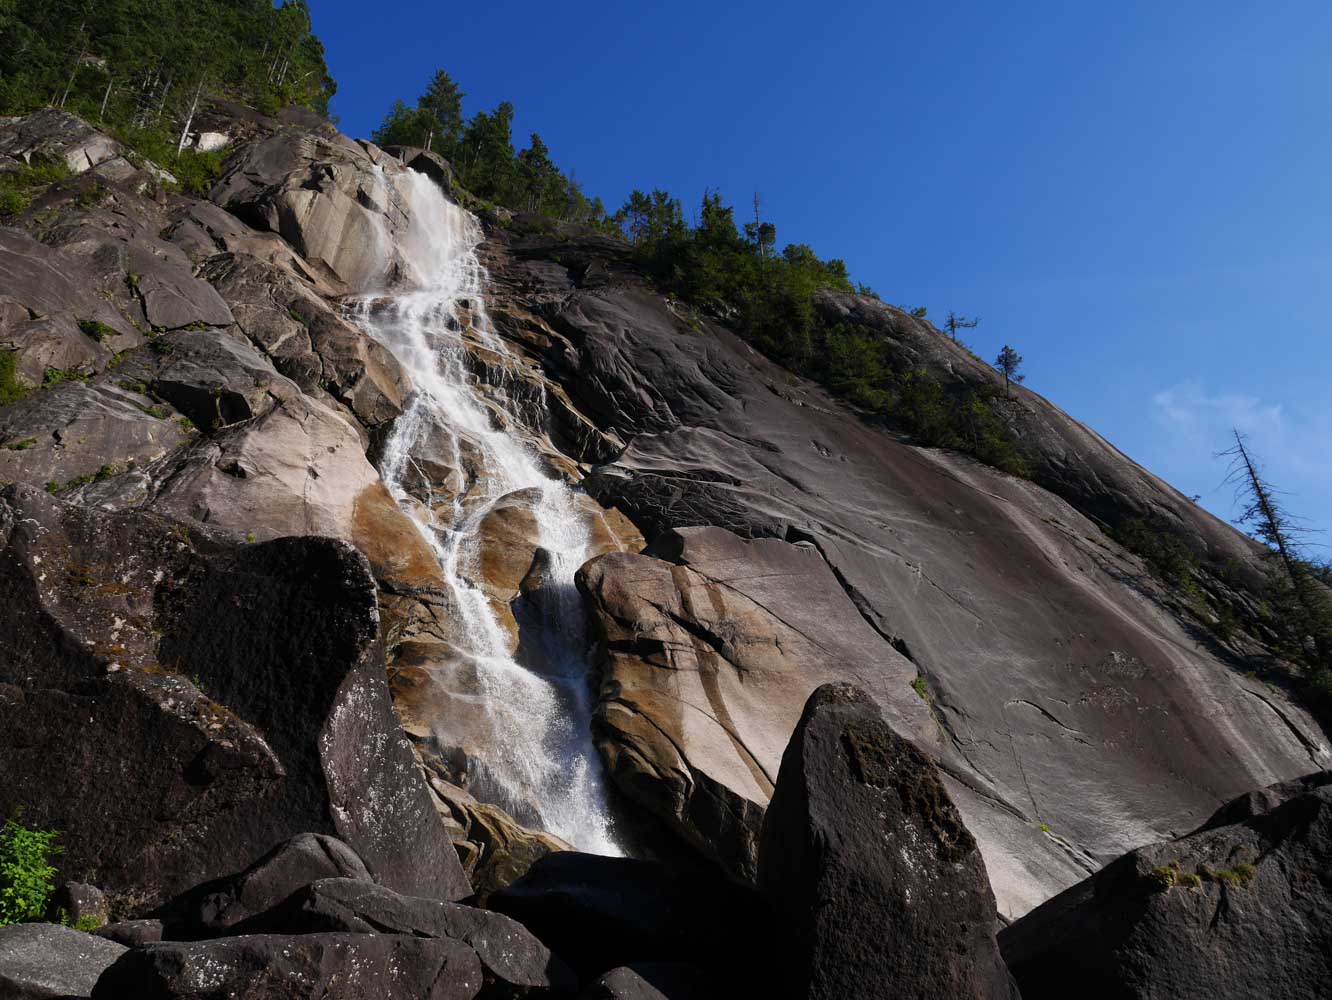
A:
1149,381,1332,531
1152,382,1284,451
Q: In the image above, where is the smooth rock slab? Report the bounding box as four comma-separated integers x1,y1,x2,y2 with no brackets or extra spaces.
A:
92,933,483,1000
0,923,126,999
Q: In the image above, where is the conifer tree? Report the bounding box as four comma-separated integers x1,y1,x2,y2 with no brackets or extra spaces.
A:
993,345,1024,400
944,311,979,342
1221,429,1332,663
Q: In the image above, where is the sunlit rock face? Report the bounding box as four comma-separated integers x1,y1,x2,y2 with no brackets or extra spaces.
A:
483,235,1328,917
0,106,1326,932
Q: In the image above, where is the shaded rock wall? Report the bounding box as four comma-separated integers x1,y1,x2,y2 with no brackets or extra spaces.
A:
0,484,468,910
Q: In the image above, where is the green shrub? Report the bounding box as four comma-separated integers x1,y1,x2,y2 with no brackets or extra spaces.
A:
0,187,26,217
0,816,62,925
55,909,102,933
4,437,37,451
78,319,116,342
42,367,88,386
0,158,72,218
73,182,108,209
1114,517,1198,589
1149,865,1178,890
0,351,28,405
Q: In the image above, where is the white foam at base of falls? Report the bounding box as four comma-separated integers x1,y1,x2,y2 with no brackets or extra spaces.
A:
350,166,620,855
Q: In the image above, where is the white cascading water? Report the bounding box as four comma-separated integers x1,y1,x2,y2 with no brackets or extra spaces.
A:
351,166,620,855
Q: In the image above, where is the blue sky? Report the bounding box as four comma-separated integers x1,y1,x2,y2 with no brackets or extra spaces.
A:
312,0,1331,540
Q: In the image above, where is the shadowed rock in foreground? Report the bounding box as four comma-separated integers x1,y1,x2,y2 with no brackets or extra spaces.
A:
758,683,1019,1000
0,923,126,1000
0,483,469,910
1000,771,1332,1000
93,933,483,1000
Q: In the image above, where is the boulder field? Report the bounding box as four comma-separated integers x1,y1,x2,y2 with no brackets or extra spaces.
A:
0,106,1329,996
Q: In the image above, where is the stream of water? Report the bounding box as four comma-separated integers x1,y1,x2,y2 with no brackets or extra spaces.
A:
350,166,619,855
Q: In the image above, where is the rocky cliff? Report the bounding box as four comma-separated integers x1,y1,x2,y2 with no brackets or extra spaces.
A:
0,103,1327,949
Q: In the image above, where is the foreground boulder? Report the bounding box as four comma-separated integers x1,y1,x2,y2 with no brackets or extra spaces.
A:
93,933,483,1000
238,876,576,996
580,964,713,1000
95,919,165,947
0,483,468,910
758,683,1017,1000
999,771,1332,1000
0,923,126,999
153,833,371,939
45,881,109,929
489,851,772,987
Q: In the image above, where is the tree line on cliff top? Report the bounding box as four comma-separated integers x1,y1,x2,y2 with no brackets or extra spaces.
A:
373,69,1030,477
0,0,333,191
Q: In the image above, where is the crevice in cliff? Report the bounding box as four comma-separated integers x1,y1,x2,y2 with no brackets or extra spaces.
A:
1240,686,1328,767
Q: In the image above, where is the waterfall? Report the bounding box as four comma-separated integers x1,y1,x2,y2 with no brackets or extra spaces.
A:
350,166,620,855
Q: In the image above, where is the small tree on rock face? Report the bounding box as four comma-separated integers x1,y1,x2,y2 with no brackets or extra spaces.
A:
944,311,979,342
993,345,1024,400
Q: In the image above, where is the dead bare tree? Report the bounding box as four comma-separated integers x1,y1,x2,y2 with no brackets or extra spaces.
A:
1221,428,1331,661
944,311,979,342
58,21,88,108
177,78,205,155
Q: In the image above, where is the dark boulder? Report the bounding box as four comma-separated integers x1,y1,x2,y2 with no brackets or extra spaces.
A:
0,922,126,999
153,833,370,939
999,772,1332,1000
92,933,483,1000
0,484,469,911
95,919,165,947
238,876,576,996
488,852,772,987
580,964,714,1000
45,881,108,929
757,683,1017,1000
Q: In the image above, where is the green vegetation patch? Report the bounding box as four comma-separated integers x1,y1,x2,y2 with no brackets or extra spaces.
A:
78,319,117,342
42,367,89,386
1114,517,1198,590
0,350,29,405
0,816,61,926
0,158,71,218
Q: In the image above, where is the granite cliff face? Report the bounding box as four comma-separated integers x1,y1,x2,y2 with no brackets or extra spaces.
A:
0,104,1327,984
482,223,1329,914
